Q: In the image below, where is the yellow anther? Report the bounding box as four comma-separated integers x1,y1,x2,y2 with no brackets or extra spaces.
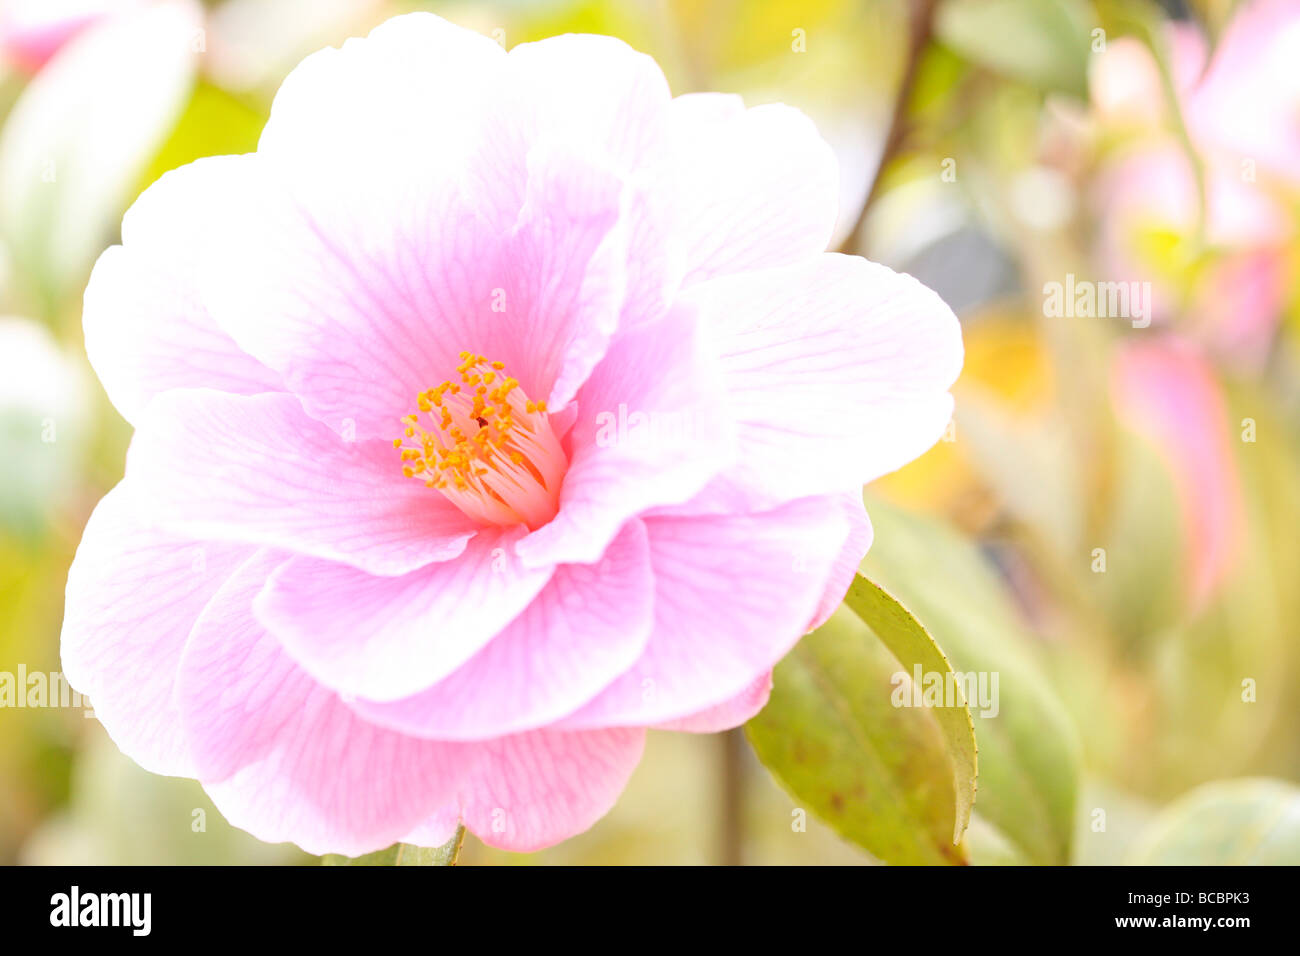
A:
395,353,566,528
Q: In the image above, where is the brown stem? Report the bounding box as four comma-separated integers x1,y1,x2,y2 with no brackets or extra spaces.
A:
838,0,939,255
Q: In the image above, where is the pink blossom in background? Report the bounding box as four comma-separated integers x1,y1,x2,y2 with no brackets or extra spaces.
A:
1111,340,1245,611
1186,0,1300,187
1089,0,1300,179
1087,0,1300,365
1088,25,1206,129
1091,144,1292,366
0,0,140,72
61,14,962,855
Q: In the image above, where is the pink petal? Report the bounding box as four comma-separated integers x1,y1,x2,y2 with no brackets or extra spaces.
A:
682,253,962,506
1092,144,1290,364
455,728,646,852
196,152,498,441
1201,251,1290,368
126,390,476,575
83,155,283,425
467,31,679,331
257,12,505,198
509,32,671,165
556,496,853,729
470,30,673,229
474,142,629,413
203,19,667,441
655,672,774,733
0,0,127,72
1089,28,1207,127
256,17,669,237
176,550,466,857
179,547,647,855
205,13,513,439
669,93,839,284
256,526,554,702
517,304,733,569
351,521,654,739
807,491,874,631
1188,0,1300,183
60,483,252,776
1094,145,1289,257
200,145,630,441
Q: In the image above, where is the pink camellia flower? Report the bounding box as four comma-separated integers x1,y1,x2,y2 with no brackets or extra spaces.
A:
1088,24,1206,129
1185,0,1300,188
1092,144,1292,365
1090,0,1300,184
1087,0,1300,366
62,13,961,855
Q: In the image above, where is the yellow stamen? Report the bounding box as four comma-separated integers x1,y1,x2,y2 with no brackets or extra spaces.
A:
392,355,566,528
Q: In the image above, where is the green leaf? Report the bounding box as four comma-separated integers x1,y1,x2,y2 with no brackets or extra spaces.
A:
747,596,973,865
322,830,464,866
841,576,978,845
1127,779,1300,865
936,0,1092,97
860,494,1082,864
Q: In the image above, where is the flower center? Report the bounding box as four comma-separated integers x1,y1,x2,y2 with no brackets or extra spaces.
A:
394,353,566,529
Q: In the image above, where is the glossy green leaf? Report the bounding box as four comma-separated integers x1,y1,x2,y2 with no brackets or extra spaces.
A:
860,494,1081,864
842,575,978,845
747,601,971,865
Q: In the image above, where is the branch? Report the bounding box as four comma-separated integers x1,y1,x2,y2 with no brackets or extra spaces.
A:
839,0,939,255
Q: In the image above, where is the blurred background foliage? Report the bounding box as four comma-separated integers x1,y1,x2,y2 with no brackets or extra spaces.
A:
1,0,1298,865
